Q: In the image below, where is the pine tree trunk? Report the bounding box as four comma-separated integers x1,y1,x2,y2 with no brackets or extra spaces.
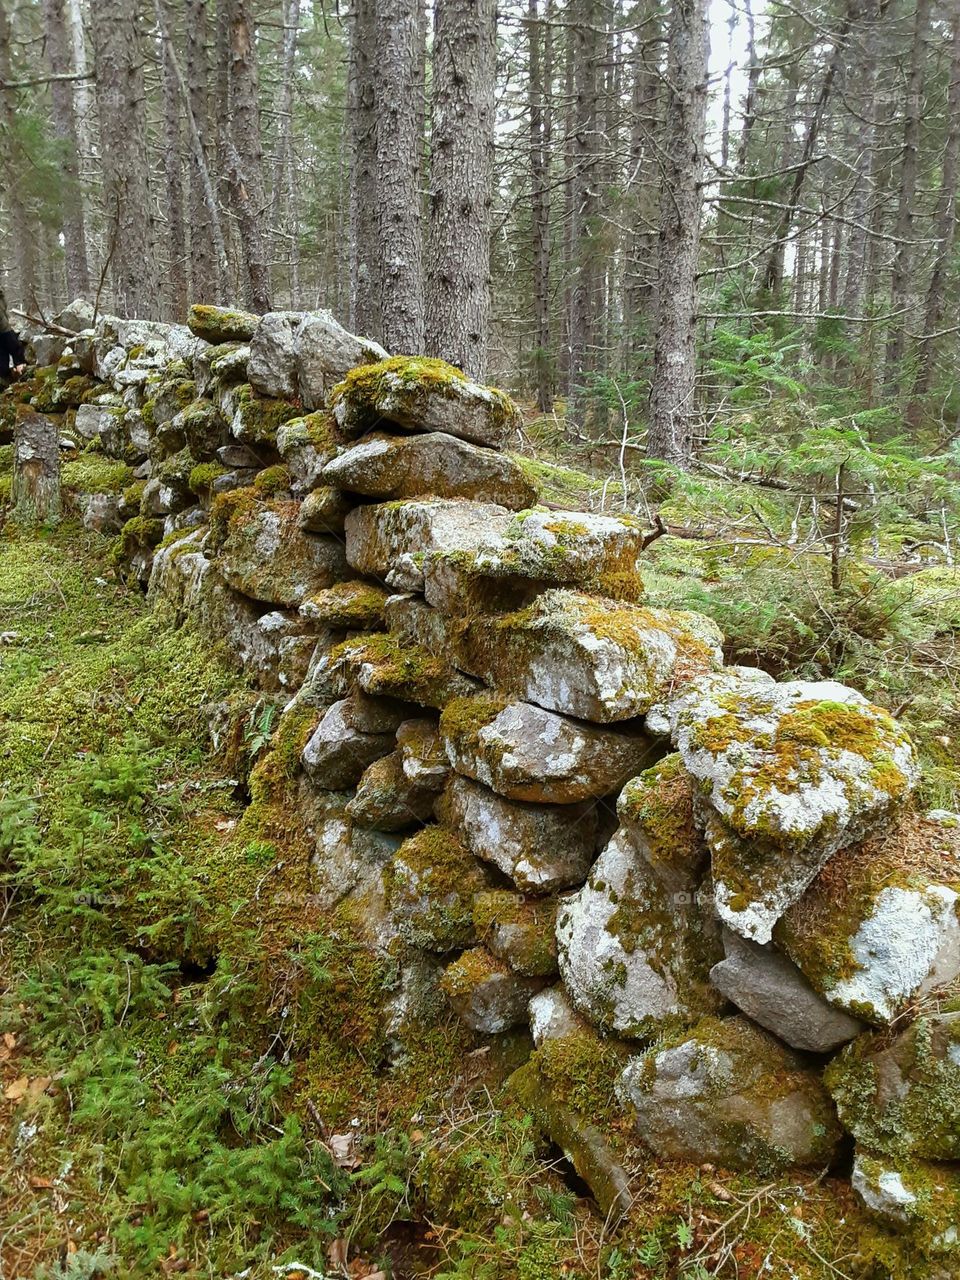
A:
274,0,301,305
527,0,552,411
90,0,159,318
375,0,426,353
909,9,960,417
426,0,496,378
347,0,381,337
226,0,272,313
883,0,931,392
0,0,39,310
647,0,709,467
568,0,602,428
623,10,660,353
185,0,219,302
161,33,189,321
41,0,91,300
12,407,61,527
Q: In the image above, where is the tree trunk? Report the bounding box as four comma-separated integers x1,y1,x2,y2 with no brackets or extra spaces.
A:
527,0,552,411
0,0,39,310
161,29,188,321
883,0,931,392
909,9,960,417
41,0,91,300
185,0,219,302
347,0,381,337
274,0,301,306
12,407,61,527
567,0,602,428
623,9,660,352
226,0,271,313
90,0,159,318
426,0,496,378
647,0,709,467
375,0,426,353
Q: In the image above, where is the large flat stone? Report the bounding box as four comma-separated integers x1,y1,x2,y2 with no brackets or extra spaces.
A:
455,589,723,723
440,694,655,804
322,431,537,509
344,498,512,592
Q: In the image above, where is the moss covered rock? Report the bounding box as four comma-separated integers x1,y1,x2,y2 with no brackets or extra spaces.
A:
852,1149,960,1260
331,356,523,448
455,589,723,723
187,303,259,344
440,946,544,1031
776,811,960,1026
440,694,655,804
667,673,919,944
345,750,438,832
473,890,559,977
301,696,399,789
229,383,300,448
620,1015,843,1172
344,496,512,592
298,486,354,534
214,492,349,606
396,717,450,791
437,773,599,892
385,827,492,951
300,579,390,630
329,633,479,709
825,1013,960,1160
321,430,538,509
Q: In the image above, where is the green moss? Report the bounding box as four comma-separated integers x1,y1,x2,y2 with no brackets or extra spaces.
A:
207,485,260,551
279,410,337,452
439,693,510,743
157,446,198,490
330,633,471,709
385,826,489,951
253,464,291,495
232,383,300,446
473,890,558,977
188,461,228,494
187,303,259,343
61,456,134,495
300,579,388,629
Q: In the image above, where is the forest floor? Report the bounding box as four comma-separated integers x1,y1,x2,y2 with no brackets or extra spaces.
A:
2,438,958,1278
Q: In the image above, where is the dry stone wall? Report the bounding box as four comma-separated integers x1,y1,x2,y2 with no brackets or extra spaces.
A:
9,301,960,1251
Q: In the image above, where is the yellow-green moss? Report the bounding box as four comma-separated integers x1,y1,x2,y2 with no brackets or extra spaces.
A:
188,461,228,494
253,464,291,495
61,456,134,495
187,303,259,343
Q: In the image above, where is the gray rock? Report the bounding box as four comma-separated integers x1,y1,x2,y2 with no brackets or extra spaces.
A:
307,790,401,911
620,1015,843,1171
528,986,588,1046
331,357,522,448
455,589,724,724
75,402,122,441
344,497,512,592
666,674,919,944
441,947,543,1032
385,827,491,952
247,311,303,399
346,750,437,831
437,773,599,893
216,499,350,607
55,298,95,333
396,718,450,791
300,697,397,789
292,309,388,410
322,431,538,509
473,889,559,977
710,928,864,1052
80,493,123,534
440,694,655,804
298,487,354,535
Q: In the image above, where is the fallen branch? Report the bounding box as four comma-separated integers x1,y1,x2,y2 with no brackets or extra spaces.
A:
10,309,77,338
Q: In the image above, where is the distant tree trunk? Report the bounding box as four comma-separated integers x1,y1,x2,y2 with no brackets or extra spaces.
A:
647,0,709,467
185,0,219,302
161,32,188,321
347,0,381,337
41,0,91,300
375,0,425,353
735,0,759,172
0,0,39,310
90,0,159,318
274,0,301,305
426,0,496,378
227,0,271,313
568,0,602,426
623,10,660,352
12,407,61,527
909,9,960,418
883,0,931,392
527,0,552,411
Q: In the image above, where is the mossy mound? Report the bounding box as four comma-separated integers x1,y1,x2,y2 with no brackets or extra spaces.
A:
187,303,260,343
384,826,491,951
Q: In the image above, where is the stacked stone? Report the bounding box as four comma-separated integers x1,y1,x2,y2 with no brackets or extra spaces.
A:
17,302,960,1258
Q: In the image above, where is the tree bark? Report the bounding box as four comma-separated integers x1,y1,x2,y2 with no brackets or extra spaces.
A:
883,0,931,392
274,0,301,305
13,406,61,527
567,0,602,425
41,0,91,300
527,0,552,411
161,29,188,321
647,0,709,467
89,0,159,318
185,0,219,302
347,0,381,337
426,0,497,378
375,0,426,353
0,0,39,310
226,0,271,313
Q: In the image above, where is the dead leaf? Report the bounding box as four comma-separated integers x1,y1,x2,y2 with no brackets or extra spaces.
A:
327,1237,349,1269
4,1077,29,1101
27,1076,52,1101
29,1176,54,1190
4,1033,16,1049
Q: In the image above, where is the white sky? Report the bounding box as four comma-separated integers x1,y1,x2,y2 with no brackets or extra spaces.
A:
707,0,770,157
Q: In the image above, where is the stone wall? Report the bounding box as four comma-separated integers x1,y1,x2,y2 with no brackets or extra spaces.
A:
8,302,960,1249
